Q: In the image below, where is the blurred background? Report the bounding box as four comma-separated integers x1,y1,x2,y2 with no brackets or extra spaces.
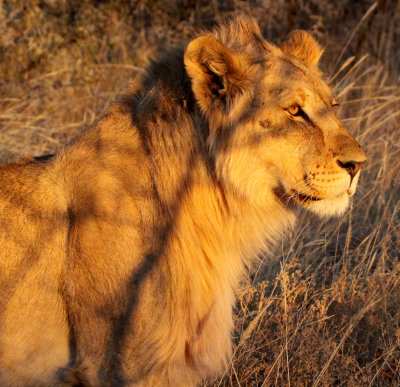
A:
0,0,399,385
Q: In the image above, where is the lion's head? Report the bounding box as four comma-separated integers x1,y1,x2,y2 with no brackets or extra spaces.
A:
184,17,366,217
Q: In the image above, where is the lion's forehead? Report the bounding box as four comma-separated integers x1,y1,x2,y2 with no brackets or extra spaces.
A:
259,58,333,107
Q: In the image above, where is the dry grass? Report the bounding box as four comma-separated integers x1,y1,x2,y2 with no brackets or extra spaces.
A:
1,0,399,386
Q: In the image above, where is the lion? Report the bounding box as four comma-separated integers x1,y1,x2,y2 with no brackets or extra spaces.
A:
0,16,365,386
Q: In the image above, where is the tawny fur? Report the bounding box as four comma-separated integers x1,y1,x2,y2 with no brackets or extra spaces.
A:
0,16,365,386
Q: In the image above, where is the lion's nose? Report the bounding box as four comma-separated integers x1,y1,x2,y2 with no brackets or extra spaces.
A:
336,159,366,179
333,133,367,179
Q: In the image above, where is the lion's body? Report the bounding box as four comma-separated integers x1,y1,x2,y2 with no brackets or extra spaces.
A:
0,17,365,386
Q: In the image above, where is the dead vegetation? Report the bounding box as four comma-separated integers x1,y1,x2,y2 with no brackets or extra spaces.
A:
0,0,399,385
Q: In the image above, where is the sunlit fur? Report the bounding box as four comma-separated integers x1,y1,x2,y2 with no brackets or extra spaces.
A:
0,16,365,386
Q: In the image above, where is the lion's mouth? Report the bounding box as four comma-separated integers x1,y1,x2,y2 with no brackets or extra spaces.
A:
291,190,322,202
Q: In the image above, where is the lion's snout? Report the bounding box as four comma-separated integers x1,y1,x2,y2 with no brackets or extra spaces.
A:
332,133,367,180
336,158,365,179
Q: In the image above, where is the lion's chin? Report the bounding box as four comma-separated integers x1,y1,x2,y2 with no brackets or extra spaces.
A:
303,191,351,217
289,190,350,217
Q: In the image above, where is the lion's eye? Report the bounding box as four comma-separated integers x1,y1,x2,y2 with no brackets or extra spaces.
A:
286,105,310,122
288,106,300,116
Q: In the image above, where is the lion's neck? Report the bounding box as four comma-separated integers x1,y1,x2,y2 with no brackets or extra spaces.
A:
162,167,294,373
172,173,294,277
168,162,294,293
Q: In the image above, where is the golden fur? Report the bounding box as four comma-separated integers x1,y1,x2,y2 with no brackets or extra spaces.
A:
0,17,366,386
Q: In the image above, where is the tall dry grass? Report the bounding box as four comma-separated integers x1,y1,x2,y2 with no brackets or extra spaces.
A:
0,1,399,385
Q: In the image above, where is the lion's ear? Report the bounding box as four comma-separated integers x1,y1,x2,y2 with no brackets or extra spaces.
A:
184,36,249,127
280,30,323,67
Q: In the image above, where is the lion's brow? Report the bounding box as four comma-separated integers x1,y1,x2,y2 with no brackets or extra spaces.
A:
280,57,309,77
